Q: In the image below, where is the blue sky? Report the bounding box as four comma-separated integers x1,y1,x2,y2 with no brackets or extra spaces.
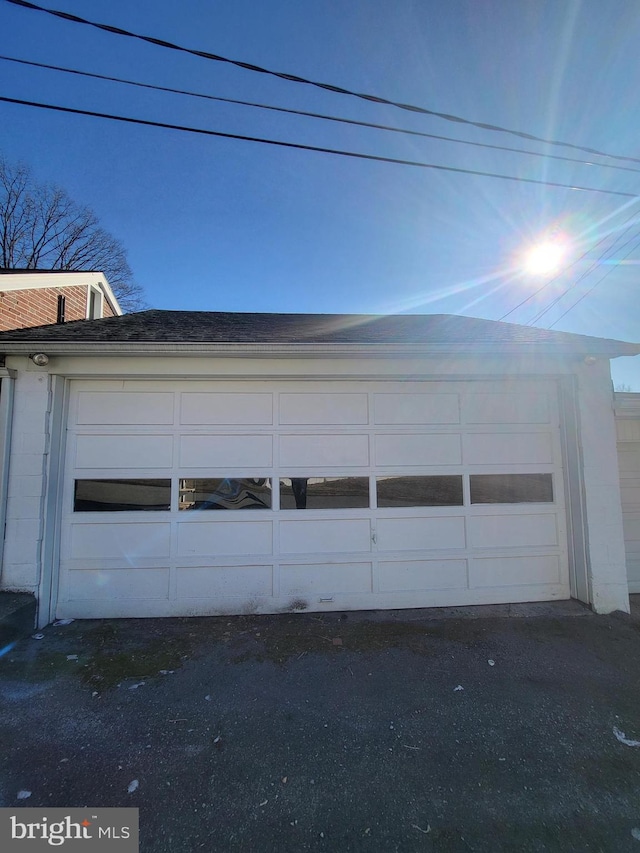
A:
1,0,639,386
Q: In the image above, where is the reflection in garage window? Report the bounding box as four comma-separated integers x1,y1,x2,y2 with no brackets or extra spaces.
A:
280,477,369,509
74,479,171,511
470,473,553,504
376,476,463,507
179,478,272,510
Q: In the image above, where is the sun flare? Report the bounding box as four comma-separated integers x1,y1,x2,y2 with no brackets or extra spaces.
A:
523,240,566,275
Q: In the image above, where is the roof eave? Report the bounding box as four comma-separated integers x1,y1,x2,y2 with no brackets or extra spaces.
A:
1,341,638,358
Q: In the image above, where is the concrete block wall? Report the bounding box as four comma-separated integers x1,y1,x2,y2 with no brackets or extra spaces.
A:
1,368,50,593
0,285,116,331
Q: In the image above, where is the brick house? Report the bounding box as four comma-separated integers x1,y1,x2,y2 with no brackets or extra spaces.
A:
0,271,121,331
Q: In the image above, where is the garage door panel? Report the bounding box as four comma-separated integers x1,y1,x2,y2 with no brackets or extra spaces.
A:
177,565,273,598
378,559,467,591
469,514,558,549
280,393,368,425
68,522,171,559
77,392,175,425
470,555,561,587
280,434,369,467
180,435,273,468
280,562,373,595
375,434,461,466
377,517,465,552
624,536,640,586
622,514,640,541
75,434,173,469
619,465,640,479
180,393,273,425
618,448,640,473
621,487,640,508
280,519,371,554
65,568,170,600
464,393,550,424
177,520,272,556
464,433,553,465
374,394,460,425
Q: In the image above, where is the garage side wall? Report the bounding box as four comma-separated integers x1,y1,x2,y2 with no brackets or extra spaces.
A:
0,364,50,594
578,363,629,613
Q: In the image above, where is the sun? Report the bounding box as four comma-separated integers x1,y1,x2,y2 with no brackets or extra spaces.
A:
523,240,566,275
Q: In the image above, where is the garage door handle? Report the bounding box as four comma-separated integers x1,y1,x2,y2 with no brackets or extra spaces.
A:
371,530,377,544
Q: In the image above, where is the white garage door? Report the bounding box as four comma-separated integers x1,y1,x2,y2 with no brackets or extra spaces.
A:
56,379,570,618
618,442,640,593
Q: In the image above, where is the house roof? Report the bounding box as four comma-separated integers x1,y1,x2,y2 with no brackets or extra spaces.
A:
0,309,637,357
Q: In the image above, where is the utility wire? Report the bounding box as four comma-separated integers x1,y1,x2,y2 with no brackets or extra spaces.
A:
1,94,636,199
547,233,640,328
3,53,640,177
498,208,640,321
528,222,640,325
5,0,640,167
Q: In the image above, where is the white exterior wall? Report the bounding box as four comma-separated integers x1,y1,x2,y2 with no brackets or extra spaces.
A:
577,361,629,613
1,364,50,592
0,350,633,616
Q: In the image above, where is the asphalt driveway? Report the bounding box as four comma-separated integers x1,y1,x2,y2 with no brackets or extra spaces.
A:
2,602,640,852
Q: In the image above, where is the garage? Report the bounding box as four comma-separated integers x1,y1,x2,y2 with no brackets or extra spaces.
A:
1,309,636,622
56,376,569,618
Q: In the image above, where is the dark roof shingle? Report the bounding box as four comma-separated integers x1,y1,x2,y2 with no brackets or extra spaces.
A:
0,310,637,354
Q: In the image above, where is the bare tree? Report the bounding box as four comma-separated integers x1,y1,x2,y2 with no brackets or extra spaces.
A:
0,157,145,312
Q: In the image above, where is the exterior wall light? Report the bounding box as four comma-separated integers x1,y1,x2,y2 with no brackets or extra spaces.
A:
584,356,597,365
30,353,49,366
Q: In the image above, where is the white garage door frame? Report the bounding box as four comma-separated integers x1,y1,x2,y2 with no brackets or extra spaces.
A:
38,372,592,622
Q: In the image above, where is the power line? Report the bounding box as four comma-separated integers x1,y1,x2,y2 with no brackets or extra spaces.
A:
3,53,640,177
1,94,636,199
528,222,640,325
5,0,640,167
547,233,640,328
498,208,640,321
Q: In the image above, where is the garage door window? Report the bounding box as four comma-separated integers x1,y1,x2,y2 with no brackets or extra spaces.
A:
377,475,463,507
74,479,171,511
470,473,553,504
280,477,369,510
179,478,272,510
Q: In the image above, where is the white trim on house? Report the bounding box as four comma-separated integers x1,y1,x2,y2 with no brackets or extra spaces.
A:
0,344,628,360
85,285,103,320
0,368,17,589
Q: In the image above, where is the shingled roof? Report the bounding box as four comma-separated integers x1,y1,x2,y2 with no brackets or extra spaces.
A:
0,310,637,355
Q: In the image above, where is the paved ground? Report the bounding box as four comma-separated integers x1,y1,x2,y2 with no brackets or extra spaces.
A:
2,602,640,852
